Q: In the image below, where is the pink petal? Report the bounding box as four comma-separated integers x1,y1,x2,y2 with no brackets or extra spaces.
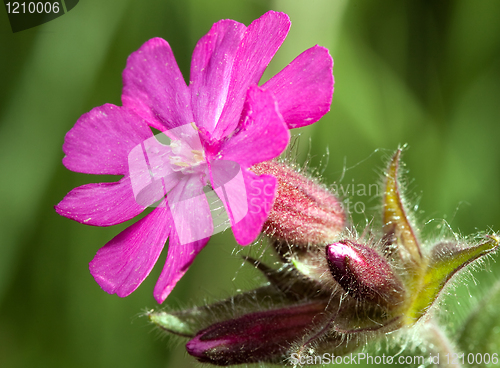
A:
122,38,193,132
62,104,152,175
128,135,183,207
225,169,277,245
263,45,334,129
212,11,291,140
55,176,145,226
154,175,213,303
167,174,214,245
190,19,246,134
89,204,171,298
218,85,290,168
210,160,248,226
153,233,210,304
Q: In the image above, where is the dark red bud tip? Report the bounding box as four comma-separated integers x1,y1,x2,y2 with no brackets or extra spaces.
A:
186,302,327,366
326,240,405,307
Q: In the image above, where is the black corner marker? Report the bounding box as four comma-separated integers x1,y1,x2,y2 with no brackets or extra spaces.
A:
3,0,79,33
63,0,78,12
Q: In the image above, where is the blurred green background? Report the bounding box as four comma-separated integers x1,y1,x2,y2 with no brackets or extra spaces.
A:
1,0,500,367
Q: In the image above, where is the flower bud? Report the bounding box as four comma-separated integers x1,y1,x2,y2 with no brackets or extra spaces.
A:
326,240,405,307
186,301,328,366
251,160,345,246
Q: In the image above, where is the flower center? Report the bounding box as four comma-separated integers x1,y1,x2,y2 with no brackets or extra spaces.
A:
168,123,206,175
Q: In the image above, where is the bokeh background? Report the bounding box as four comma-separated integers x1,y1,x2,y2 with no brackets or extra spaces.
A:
1,0,500,367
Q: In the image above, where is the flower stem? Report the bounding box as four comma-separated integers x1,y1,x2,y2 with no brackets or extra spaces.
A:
425,320,462,368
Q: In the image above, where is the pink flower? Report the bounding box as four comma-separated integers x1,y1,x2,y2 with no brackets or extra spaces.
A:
55,11,334,303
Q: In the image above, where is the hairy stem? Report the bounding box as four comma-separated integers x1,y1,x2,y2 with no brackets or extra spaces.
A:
425,320,462,368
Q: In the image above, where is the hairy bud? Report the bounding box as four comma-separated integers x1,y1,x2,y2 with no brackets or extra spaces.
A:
251,160,345,246
186,302,328,366
326,240,405,307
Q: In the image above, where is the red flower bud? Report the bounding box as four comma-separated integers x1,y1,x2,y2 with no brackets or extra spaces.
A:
186,301,328,366
326,240,405,307
252,161,345,246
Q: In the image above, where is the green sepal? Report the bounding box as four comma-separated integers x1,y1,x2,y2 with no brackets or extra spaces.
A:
148,257,339,338
149,287,268,338
407,234,499,322
148,310,196,337
148,284,289,337
382,148,422,268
